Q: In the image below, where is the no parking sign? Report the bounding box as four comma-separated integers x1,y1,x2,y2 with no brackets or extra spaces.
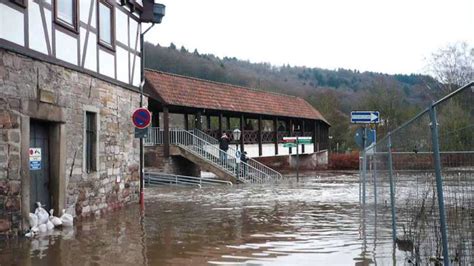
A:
132,108,152,129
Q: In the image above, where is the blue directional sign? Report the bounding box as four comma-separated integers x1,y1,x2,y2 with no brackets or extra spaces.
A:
351,111,380,124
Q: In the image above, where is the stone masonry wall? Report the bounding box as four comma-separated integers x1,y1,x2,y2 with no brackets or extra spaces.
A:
0,49,143,235
0,97,21,236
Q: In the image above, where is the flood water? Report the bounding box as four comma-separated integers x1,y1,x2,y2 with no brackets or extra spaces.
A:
0,174,400,265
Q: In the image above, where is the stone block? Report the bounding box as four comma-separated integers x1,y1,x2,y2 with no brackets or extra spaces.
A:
5,197,20,211
9,181,20,196
0,219,11,232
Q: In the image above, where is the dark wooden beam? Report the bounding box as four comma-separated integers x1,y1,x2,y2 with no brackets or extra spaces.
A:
184,113,189,130
289,118,293,154
301,120,305,153
195,111,202,130
226,116,231,131
273,117,278,155
240,115,244,152
206,115,211,130
313,120,317,152
258,115,262,156
218,113,223,136
163,106,170,157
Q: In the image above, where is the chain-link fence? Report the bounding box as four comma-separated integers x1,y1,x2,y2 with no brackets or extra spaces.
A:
361,82,473,265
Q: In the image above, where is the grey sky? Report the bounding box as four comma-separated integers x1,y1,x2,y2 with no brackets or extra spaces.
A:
146,0,474,75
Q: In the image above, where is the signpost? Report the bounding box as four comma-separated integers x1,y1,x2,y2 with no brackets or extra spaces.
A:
132,107,152,211
351,111,380,124
283,136,313,182
352,110,380,210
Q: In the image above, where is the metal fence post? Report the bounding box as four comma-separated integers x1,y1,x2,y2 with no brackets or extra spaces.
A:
362,127,367,207
429,104,450,266
387,134,397,242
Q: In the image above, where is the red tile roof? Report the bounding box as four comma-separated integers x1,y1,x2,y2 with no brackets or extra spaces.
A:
145,70,329,125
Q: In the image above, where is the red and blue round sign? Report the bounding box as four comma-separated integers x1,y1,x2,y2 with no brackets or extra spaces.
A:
132,108,152,129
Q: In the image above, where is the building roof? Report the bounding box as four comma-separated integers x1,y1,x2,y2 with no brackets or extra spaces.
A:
145,70,329,125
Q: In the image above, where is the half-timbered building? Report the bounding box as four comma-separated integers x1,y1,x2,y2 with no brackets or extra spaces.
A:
0,0,158,235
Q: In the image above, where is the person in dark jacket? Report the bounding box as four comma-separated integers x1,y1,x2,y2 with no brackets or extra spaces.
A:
240,151,248,176
219,133,229,163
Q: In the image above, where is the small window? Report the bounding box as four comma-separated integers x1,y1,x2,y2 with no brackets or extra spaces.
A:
85,112,97,173
98,0,115,50
55,0,78,32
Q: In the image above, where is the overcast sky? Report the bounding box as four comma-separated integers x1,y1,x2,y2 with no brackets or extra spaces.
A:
146,0,474,75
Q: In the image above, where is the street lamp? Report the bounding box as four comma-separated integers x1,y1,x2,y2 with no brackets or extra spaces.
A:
233,129,241,150
138,2,165,209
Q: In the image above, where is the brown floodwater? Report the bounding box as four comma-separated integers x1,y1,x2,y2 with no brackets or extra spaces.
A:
0,174,399,265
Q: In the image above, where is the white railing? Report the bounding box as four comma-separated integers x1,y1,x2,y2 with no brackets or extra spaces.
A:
192,129,283,181
145,127,281,183
145,172,233,187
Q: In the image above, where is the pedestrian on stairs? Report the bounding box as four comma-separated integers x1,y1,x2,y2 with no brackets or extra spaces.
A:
219,133,229,164
240,151,248,176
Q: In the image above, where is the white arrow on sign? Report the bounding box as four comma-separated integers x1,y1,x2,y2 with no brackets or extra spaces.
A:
351,111,380,123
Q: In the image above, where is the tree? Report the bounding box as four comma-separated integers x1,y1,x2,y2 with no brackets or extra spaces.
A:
427,42,474,93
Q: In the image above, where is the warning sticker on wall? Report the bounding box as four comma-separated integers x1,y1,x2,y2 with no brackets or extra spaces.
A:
29,148,42,170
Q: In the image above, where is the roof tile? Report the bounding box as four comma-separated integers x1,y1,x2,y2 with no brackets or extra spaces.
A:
145,70,329,124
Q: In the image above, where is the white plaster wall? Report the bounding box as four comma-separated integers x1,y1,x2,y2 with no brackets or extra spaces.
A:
115,8,128,45
80,0,96,27
132,57,140,86
82,31,97,72
0,3,24,46
116,46,129,83
244,143,315,158
129,19,138,50
99,49,115,78
55,30,77,65
28,2,48,54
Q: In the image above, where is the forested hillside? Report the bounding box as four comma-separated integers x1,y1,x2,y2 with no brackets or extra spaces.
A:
144,42,442,151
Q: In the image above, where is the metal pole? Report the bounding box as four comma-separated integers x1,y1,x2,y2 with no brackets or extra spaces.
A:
387,134,397,242
296,137,299,182
362,127,367,207
429,104,450,266
139,23,155,209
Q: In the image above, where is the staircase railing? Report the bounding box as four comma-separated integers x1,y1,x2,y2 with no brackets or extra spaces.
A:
145,128,280,183
145,172,233,187
192,129,282,180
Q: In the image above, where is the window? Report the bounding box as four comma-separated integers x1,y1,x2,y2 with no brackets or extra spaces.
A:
98,0,115,50
55,0,78,32
85,112,97,173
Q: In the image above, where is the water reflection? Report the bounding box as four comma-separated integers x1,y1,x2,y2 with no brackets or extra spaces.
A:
0,175,400,265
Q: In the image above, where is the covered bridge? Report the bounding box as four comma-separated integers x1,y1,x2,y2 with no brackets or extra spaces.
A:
144,69,330,158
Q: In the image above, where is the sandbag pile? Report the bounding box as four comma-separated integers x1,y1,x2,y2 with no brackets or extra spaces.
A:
25,202,74,237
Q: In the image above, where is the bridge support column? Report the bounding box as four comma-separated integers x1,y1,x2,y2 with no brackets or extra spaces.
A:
274,118,278,155
163,106,170,157
240,115,244,152
258,115,263,156
184,113,189,130
218,113,223,137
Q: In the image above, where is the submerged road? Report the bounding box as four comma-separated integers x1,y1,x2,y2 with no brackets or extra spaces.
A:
0,173,401,265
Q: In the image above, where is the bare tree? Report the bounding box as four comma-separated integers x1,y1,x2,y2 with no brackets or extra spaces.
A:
428,42,474,93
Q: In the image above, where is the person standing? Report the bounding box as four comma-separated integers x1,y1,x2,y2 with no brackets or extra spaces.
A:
240,151,248,176
219,133,229,164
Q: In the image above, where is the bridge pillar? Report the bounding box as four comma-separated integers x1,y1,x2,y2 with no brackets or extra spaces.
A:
273,117,278,155
163,106,170,157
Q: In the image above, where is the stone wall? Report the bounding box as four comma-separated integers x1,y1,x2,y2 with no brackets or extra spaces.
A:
145,146,201,177
0,49,143,236
0,97,21,236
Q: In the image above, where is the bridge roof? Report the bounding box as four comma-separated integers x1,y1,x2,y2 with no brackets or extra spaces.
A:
145,70,329,125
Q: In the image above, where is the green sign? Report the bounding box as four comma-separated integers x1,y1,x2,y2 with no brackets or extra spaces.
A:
283,143,297,148
297,139,312,144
